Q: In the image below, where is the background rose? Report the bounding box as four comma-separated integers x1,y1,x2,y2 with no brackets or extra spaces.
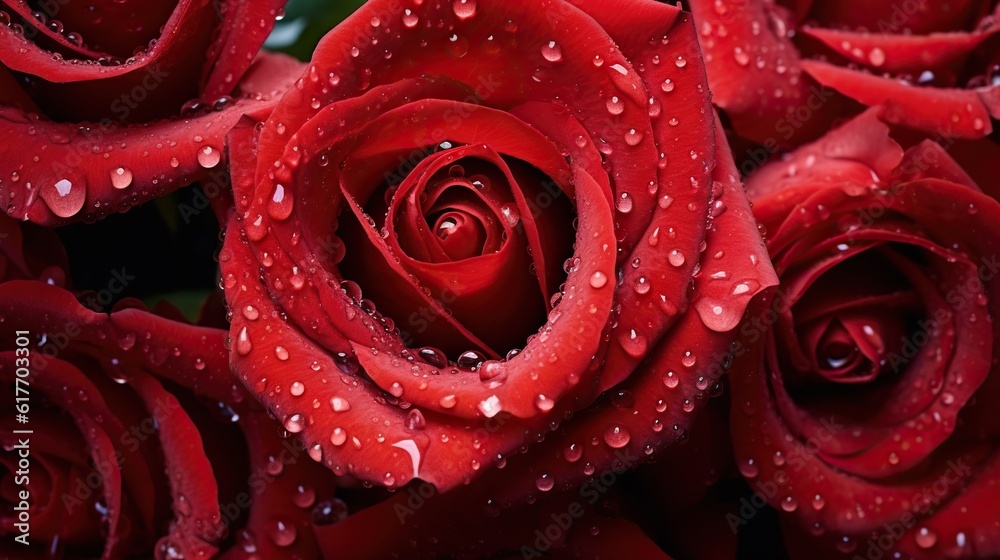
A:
0,0,305,224
729,109,1000,558
221,0,776,498
0,213,68,285
0,276,340,559
687,0,1000,148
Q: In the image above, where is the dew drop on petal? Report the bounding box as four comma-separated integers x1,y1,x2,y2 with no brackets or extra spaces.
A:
330,428,347,446
590,271,608,288
452,0,476,19
915,527,937,549
266,517,297,547
236,327,252,356
284,413,304,433
535,473,555,491
606,95,624,115
603,424,631,448
662,370,679,389
197,146,221,168
330,396,351,412
110,167,133,189
535,394,555,411
541,40,562,62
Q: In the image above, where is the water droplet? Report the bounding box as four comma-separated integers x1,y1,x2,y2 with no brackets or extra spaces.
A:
733,47,750,66
541,40,562,62
478,395,502,418
915,527,937,549
662,370,679,389
330,397,351,412
617,329,647,358
405,409,426,430
457,350,485,370
564,443,582,462
606,96,624,115
535,473,555,491
418,347,448,368
197,146,221,168
290,381,305,396
266,517,297,547
811,494,825,510
330,428,347,446
110,167,133,189
625,128,642,146
307,444,322,462
617,192,633,213
668,249,686,267
312,499,348,525
603,424,631,448
439,394,457,408
634,277,650,294
868,47,885,67
284,414,304,433
293,485,316,508
402,9,418,27
236,327,252,356
590,271,608,288
447,33,469,57
452,0,477,19
500,204,520,226
535,394,554,412
739,459,759,478
389,382,404,398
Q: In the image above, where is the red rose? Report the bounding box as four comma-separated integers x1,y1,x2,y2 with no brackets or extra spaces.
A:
0,0,305,224
0,279,338,559
730,109,1000,558
0,212,67,284
220,0,776,500
688,0,1000,146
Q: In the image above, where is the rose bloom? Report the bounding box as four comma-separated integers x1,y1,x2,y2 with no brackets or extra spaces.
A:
0,0,303,224
729,108,1000,559
0,213,68,284
220,0,776,522
0,228,338,559
688,0,1000,148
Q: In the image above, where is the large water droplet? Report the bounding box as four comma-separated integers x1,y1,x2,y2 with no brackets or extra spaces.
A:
603,424,631,448
915,527,937,549
330,396,351,412
266,517,297,547
110,167,133,189
535,473,555,491
284,413,304,433
541,41,562,62
197,146,221,168
452,0,477,19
